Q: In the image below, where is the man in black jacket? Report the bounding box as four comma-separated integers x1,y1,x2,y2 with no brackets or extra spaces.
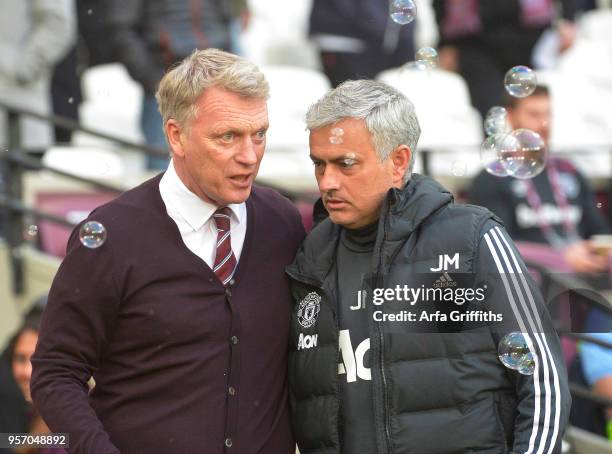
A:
308,0,416,88
287,79,571,453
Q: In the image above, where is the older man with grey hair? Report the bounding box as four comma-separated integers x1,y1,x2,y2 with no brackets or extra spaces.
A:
31,48,305,454
286,79,570,453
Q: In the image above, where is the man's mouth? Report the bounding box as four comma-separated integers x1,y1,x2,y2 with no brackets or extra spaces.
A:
230,174,253,186
325,198,347,209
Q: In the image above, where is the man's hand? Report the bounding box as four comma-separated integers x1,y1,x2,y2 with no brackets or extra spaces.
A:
563,240,609,274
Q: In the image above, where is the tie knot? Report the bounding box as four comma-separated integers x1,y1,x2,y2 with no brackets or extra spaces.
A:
213,207,232,231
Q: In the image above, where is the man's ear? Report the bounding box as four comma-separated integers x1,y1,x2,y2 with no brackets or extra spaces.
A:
391,145,411,187
165,119,185,157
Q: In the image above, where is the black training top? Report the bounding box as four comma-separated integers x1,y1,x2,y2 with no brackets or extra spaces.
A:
336,222,377,454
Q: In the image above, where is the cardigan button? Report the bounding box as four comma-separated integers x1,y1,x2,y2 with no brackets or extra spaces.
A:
230,336,238,345
225,438,233,448
229,279,235,286
228,386,236,396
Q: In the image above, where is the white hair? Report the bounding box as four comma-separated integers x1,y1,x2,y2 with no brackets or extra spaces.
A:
306,79,420,183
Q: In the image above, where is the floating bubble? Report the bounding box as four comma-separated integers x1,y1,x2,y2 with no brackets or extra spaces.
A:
484,115,510,137
68,97,74,104
331,127,344,137
26,225,38,237
484,106,511,137
498,332,531,370
329,136,343,145
487,106,507,118
480,133,517,177
79,221,107,249
504,66,537,98
500,129,548,179
517,351,536,375
451,161,467,177
415,47,438,69
390,0,417,25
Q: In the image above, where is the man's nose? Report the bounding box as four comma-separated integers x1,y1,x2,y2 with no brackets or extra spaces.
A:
318,166,340,193
236,138,259,166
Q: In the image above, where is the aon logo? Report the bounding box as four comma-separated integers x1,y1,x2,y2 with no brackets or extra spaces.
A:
338,329,371,383
297,333,318,350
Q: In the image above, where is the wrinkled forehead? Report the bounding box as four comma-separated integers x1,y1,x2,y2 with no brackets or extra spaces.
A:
194,87,269,129
309,118,376,160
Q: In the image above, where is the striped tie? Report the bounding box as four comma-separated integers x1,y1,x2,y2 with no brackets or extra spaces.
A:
212,207,237,286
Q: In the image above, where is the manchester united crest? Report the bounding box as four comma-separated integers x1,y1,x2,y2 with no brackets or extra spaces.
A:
297,292,321,329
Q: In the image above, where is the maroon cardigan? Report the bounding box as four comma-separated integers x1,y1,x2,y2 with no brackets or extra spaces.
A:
31,174,305,454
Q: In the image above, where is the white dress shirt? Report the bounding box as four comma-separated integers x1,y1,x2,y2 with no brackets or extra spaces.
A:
159,160,247,269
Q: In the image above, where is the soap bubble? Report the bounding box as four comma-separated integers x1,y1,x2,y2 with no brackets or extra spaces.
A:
484,107,511,136
415,47,438,69
26,225,38,237
504,66,537,98
498,332,531,370
480,133,517,177
487,106,507,118
79,221,107,249
390,0,417,25
500,129,548,179
517,351,536,375
484,115,510,137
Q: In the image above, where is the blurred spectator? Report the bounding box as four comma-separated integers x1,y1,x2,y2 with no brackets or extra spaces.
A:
308,0,416,88
0,0,76,153
433,0,578,119
229,0,250,54
51,1,119,144
78,1,115,67
50,47,80,144
468,86,611,274
106,0,234,169
0,296,64,454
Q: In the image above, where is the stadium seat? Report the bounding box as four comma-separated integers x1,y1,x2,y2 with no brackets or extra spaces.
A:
256,65,329,190
565,426,612,454
75,63,144,146
241,0,320,69
377,66,483,176
42,146,125,180
536,70,612,177
35,191,118,258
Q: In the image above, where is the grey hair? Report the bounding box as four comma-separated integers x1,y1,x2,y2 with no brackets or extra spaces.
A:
156,48,269,134
306,79,420,183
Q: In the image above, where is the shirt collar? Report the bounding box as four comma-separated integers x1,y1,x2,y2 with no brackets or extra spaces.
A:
160,160,244,231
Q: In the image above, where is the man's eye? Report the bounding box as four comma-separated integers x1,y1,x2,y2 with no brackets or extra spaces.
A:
312,161,325,169
255,130,266,140
221,132,234,142
340,159,356,168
